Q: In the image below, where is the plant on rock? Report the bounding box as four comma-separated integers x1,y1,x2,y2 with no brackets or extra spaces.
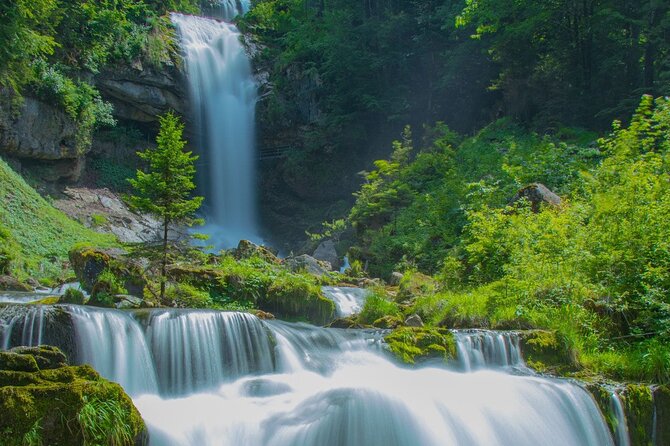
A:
128,112,203,303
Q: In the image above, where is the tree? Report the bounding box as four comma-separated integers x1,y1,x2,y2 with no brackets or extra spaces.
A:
129,112,203,303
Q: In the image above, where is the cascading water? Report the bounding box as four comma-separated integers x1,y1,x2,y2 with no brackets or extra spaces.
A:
0,303,624,445
172,2,260,248
453,329,524,371
610,389,632,446
321,286,369,317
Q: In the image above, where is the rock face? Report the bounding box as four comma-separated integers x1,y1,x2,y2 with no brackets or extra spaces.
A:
234,240,281,264
0,275,32,292
0,95,78,161
512,183,562,212
69,246,146,297
312,239,340,269
95,63,188,124
0,346,147,446
54,187,161,243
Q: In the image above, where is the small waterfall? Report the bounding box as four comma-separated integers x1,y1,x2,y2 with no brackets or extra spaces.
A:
0,305,49,349
453,330,523,371
610,390,631,446
68,306,159,396
146,310,275,395
172,7,260,248
321,286,369,317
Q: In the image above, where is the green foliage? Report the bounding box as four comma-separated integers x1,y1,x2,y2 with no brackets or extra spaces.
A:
164,282,213,308
78,396,135,446
90,214,108,228
0,224,17,275
384,327,456,364
0,158,117,281
357,287,401,325
61,288,86,305
91,270,127,307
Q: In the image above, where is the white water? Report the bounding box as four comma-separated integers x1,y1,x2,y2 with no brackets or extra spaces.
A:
172,5,260,249
321,286,369,317
610,389,631,446
0,304,621,445
453,330,524,372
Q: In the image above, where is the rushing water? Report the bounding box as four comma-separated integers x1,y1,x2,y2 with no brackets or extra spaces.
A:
321,286,369,317
172,3,260,248
0,303,623,445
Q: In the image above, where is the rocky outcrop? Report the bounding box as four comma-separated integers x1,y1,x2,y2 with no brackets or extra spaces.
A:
512,183,562,212
234,240,281,264
69,246,146,296
0,95,78,161
54,187,161,243
0,346,147,446
95,63,188,124
0,275,32,292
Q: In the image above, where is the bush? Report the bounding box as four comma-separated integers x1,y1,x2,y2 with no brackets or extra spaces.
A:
358,287,401,325
61,287,86,305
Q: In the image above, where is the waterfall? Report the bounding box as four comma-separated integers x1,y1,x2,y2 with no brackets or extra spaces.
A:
321,287,369,317
610,389,631,446
145,310,275,395
452,329,524,371
172,5,260,249
1,303,620,445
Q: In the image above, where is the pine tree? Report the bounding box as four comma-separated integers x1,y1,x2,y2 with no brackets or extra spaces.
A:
129,112,203,303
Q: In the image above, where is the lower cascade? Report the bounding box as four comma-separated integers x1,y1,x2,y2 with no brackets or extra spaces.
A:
0,304,621,445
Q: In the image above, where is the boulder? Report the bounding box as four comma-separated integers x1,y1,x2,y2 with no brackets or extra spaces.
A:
69,246,145,296
404,314,424,327
0,347,147,446
285,254,332,277
654,385,670,445
512,183,562,212
114,294,144,310
312,239,339,269
389,272,404,286
234,240,281,264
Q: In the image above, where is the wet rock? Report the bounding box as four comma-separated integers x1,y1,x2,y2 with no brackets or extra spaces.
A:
312,239,339,269
653,385,670,445
253,310,276,320
512,183,562,212
8,346,68,370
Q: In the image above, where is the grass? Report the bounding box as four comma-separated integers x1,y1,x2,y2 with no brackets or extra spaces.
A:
78,396,135,446
0,158,117,282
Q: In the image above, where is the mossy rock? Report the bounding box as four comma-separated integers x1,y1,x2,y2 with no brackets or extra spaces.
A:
4,346,68,371
0,363,146,446
327,316,368,329
384,327,456,364
620,384,654,446
653,385,670,445
584,383,621,440
258,282,334,326
29,296,61,305
518,330,578,374
372,315,403,329
234,240,281,264
69,246,145,296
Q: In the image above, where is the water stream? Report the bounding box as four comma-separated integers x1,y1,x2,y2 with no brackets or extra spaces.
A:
0,303,621,445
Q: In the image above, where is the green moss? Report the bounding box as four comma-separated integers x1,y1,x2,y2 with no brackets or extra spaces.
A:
384,327,456,364
518,330,577,374
621,384,654,446
654,385,670,445
0,364,146,446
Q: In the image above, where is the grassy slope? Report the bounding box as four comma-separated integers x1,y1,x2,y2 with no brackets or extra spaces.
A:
0,158,116,283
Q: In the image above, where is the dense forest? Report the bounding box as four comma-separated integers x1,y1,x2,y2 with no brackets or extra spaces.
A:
1,1,670,445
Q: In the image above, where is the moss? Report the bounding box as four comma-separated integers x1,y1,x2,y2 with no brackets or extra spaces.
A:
584,383,619,440
372,315,403,329
61,288,86,305
396,272,438,303
260,281,334,326
384,327,456,364
0,352,39,373
621,384,654,446
0,362,146,446
29,296,60,305
518,330,577,374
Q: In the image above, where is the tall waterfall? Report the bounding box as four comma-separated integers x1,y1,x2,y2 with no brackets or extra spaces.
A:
172,2,260,248
0,304,625,445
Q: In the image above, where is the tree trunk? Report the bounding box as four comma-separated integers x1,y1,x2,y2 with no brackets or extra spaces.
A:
160,218,169,304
